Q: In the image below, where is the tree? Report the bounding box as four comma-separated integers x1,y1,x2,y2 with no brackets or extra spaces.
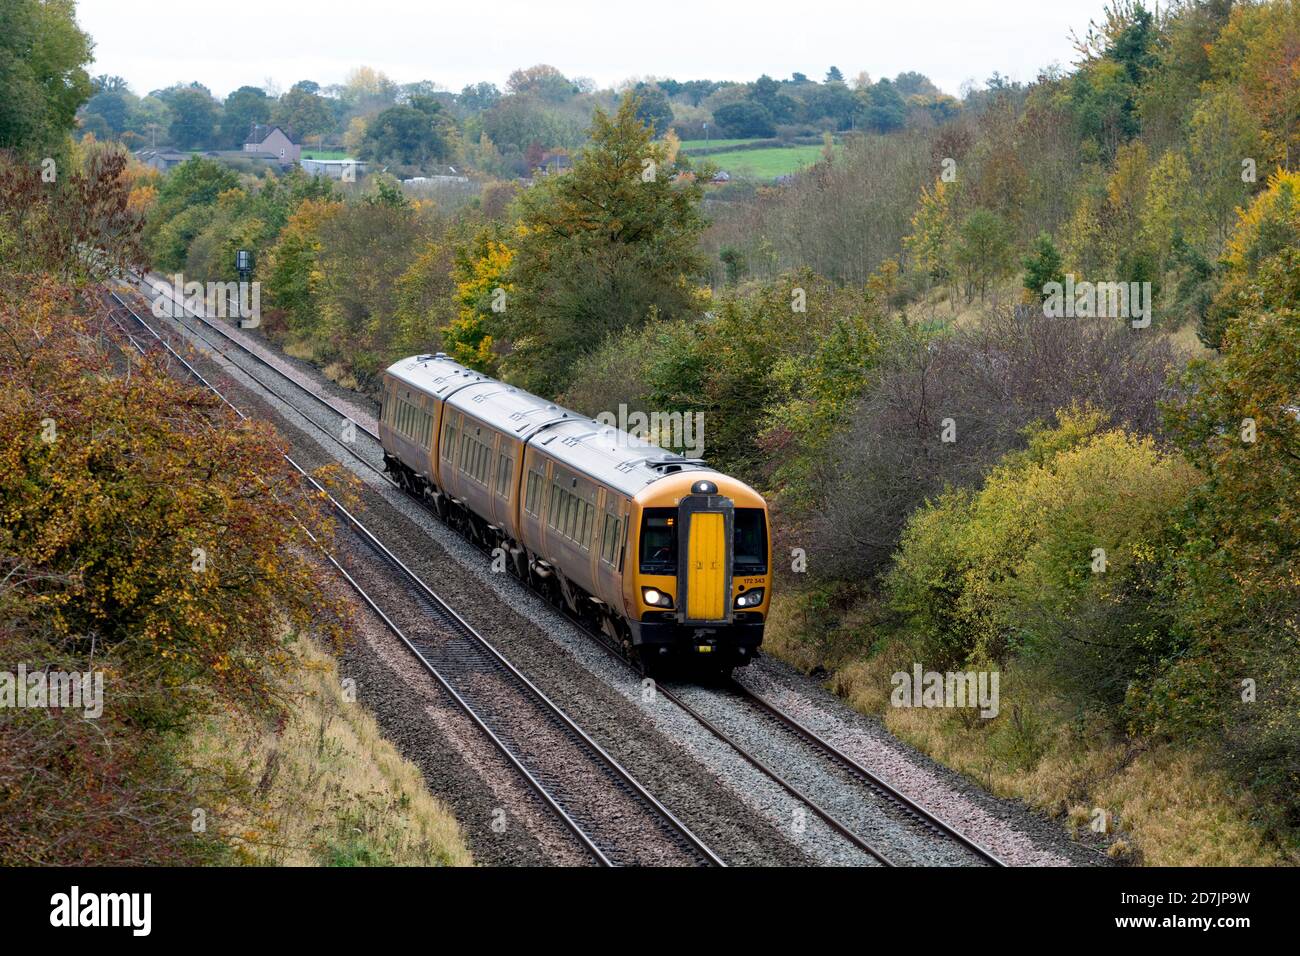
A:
506,64,575,103
501,94,709,394
358,102,451,170
165,85,220,149
713,101,775,138
443,227,513,373
826,66,844,83
82,88,135,137
1021,232,1065,303
220,85,271,147
1161,172,1300,827
954,208,1015,301
633,86,674,135
861,79,907,133
0,0,93,153
459,82,501,113
273,83,335,143
1202,169,1300,348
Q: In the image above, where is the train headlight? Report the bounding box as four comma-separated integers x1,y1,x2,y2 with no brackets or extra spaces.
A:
734,588,765,608
642,587,673,608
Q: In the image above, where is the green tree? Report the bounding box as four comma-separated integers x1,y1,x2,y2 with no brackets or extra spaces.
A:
220,85,271,147
1021,232,1065,303
954,208,1014,302
273,83,336,143
358,101,451,170
165,85,220,148
0,0,93,154
632,86,674,135
861,78,906,133
501,94,708,394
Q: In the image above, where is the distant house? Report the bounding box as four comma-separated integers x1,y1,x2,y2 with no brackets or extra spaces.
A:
243,124,300,164
135,148,188,172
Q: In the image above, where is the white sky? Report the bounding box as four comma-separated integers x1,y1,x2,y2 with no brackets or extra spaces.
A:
77,0,1104,99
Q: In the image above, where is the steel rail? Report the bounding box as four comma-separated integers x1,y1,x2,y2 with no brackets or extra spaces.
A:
104,287,724,868
119,273,1005,867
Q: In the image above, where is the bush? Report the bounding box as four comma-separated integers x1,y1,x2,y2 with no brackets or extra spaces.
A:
887,406,1199,703
808,309,1183,581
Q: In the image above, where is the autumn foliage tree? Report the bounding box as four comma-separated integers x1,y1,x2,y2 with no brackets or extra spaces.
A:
499,94,709,395
0,151,345,863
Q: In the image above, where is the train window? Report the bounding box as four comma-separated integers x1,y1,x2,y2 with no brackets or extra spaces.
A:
525,471,541,515
443,420,457,460
639,508,677,574
601,514,615,563
581,502,593,549
496,455,512,497
565,494,579,539
548,484,563,530
734,509,768,574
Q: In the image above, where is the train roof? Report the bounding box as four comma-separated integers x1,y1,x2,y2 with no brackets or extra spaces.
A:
530,416,712,498
385,353,485,399
386,353,713,497
446,378,575,439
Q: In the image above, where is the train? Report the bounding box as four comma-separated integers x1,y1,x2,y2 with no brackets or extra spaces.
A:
378,353,771,676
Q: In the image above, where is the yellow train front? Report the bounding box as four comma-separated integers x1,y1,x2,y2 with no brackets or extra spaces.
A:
378,353,770,678
625,472,770,674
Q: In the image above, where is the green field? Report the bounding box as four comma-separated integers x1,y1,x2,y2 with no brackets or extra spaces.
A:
703,144,837,180
677,137,764,151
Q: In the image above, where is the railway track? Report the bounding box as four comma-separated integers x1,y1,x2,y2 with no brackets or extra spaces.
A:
102,286,724,868
116,272,1006,867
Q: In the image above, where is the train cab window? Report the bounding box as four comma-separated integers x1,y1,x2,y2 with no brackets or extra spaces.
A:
734,508,768,574
639,508,677,574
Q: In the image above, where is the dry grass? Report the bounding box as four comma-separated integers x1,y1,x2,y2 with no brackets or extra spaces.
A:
768,593,1288,866
322,361,359,392
282,338,316,362
188,633,473,867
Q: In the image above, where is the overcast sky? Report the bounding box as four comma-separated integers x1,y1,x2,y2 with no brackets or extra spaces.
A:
77,0,1106,99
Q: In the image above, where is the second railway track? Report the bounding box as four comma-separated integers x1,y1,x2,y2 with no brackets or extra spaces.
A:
104,286,723,868
116,273,1006,867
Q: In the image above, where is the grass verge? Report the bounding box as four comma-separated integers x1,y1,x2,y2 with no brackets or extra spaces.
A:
188,633,473,866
